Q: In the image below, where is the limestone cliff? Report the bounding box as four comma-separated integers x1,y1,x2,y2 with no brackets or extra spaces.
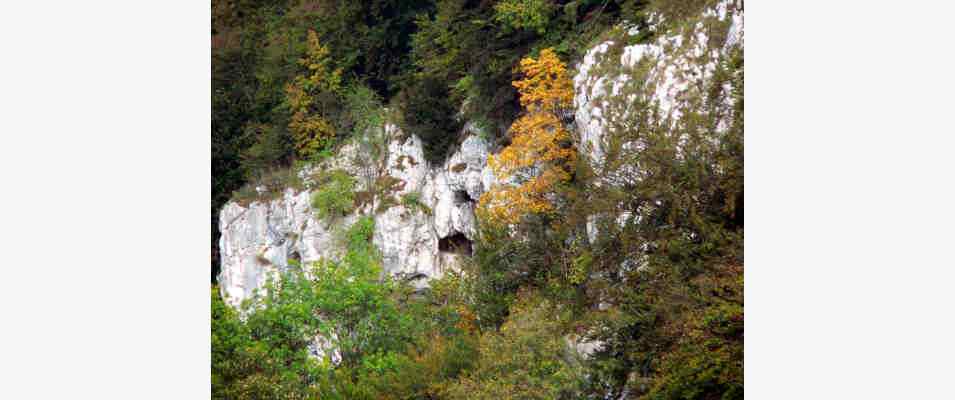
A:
575,0,743,176
218,124,494,308
218,0,744,313
575,0,743,245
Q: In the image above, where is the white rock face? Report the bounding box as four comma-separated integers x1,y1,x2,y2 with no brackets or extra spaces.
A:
307,330,342,366
573,0,744,172
373,132,494,288
567,334,605,360
218,190,353,307
218,125,494,307
573,0,743,267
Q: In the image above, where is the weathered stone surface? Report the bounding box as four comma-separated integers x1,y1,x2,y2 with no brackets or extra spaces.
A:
218,189,356,308
307,331,342,366
573,0,744,172
218,125,492,306
566,333,604,360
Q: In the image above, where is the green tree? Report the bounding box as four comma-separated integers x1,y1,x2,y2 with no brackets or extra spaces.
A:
394,75,462,163
445,292,584,400
286,30,343,160
494,0,555,34
212,217,422,399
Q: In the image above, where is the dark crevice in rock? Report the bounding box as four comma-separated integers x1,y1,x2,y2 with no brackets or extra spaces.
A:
398,271,428,281
439,232,473,256
453,190,473,204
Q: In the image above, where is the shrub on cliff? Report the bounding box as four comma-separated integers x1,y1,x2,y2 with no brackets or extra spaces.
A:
311,170,356,220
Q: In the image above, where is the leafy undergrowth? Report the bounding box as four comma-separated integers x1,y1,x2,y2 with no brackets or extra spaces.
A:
310,169,356,220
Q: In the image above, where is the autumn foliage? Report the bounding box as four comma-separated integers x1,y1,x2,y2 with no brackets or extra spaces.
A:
511,48,574,113
479,48,576,225
286,30,343,160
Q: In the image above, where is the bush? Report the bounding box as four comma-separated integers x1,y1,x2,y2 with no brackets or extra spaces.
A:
400,192,431,215
568,10,744,396
464,219,560,328
211,282,324,400
213,214,437,399
494,0,555,34
445,292,584,400
311,170,356,220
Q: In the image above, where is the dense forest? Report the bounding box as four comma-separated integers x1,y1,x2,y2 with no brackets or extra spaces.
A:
212,0,743,398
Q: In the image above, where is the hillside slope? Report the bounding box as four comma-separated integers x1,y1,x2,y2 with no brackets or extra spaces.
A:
213,1,743,398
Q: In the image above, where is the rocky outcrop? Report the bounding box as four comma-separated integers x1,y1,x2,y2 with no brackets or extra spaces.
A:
218,124,494,307
574,0,744,173
219,0,744,310
374,130,493,289
574,0,743,253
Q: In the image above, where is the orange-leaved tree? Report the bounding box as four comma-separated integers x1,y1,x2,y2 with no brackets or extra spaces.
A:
479,48,576,225
286,30,342,160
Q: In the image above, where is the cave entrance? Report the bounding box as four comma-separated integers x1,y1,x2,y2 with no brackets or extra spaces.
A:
453,190,473,204
438,232,473,256
399,271,428,282
288,249,302,269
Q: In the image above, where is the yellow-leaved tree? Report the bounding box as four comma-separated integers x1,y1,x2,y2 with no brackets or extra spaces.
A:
286,30,342,160
479,48,576,225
